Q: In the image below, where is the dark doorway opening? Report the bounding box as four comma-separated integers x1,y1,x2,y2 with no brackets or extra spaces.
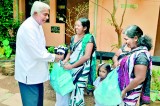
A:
25,0,50,23
25,0,37,19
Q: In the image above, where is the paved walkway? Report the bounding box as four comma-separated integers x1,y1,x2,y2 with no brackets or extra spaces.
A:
0,73,55,106
0,68,160,106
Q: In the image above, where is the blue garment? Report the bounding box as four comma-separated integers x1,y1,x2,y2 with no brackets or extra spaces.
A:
18,82,44,106
94,68,122,106
50,62,75,96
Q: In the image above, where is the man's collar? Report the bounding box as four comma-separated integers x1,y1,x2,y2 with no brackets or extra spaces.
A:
30,16,40,28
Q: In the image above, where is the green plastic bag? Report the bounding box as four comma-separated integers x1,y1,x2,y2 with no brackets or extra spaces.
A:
94,68,122,105
50,62,75,96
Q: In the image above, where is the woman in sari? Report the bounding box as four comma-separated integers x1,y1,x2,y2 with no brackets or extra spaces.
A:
63,17,96,106
115,25,152,106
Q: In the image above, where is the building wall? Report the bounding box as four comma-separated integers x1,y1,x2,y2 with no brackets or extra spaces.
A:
89,0,160,55
17,0,65,47
17,0,89,47
17,0,160,55
42,0,65,47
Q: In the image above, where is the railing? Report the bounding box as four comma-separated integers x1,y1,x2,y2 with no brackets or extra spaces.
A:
96,51,160,66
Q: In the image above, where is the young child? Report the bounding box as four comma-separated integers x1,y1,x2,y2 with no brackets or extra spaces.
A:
54,45,68,63
93,63,112,89
93,63,122,106
93,63,112,106
52,45,70,106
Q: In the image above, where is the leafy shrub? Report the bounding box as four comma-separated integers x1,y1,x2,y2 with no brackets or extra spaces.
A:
47,46,55,53
0,0,21,58
151,68,160,102
0,39,12,59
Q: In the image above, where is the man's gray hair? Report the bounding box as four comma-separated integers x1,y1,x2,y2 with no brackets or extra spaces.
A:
30,1,50,16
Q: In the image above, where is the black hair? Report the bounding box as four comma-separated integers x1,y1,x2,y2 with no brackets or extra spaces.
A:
124,25,152,51
63,48,68,59
97,63,112,76
55,47,68,60
78,17,90,34
137,35,152,51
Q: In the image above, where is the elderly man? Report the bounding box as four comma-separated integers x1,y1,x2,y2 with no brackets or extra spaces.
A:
15,1,61,106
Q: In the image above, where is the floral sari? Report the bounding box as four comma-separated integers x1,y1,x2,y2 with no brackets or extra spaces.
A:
69,34,96,106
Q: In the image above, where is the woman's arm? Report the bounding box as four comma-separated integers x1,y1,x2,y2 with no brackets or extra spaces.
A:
64,43,93,70
122,64,147,99
62,52,71,64
112,49,122,68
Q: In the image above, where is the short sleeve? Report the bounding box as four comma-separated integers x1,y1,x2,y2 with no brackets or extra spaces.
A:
88,36,96,51
88,36,94,43
135,53,149,66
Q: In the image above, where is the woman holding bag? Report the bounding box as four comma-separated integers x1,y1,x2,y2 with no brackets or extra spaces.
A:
117,25,152,106
63,17,96,106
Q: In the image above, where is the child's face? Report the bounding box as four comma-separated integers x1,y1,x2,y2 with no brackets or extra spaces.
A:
57,52,65,60
99,67,108,79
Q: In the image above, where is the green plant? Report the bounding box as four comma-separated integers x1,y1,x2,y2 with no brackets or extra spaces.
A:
1,0,19,41
105,59,113,65
0,39,12,59
151,90,160,102
47,46,55,73
0,0,21,58
151,69,160,102
47,46,55,53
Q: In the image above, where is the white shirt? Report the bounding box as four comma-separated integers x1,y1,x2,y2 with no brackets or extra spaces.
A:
15,16,55,84
93,77,101,88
